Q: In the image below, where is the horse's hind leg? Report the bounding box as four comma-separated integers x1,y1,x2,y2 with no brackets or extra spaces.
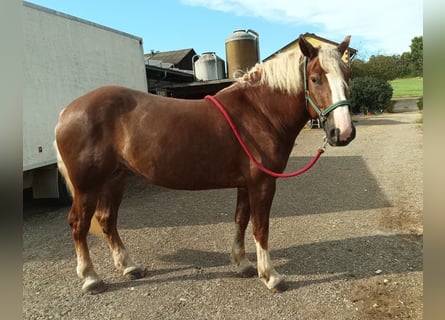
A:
94,171,145,280
68,192,106,294
231,187,256,277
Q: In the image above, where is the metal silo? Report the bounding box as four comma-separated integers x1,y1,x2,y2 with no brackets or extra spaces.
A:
225,29,260,79
193,52,225,81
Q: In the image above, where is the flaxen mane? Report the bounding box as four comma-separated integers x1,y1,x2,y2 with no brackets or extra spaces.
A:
237,50,304,95
237,43,345,95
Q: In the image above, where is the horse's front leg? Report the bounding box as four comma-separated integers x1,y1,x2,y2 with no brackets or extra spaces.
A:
231,187,256,277
248,178,287,292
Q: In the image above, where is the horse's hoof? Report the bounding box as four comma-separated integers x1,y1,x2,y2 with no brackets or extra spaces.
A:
269,280,289,293
124,267,146,280
237,264,257,278
82,279,107,295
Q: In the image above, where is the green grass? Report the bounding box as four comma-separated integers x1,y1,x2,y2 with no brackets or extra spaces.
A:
389,77,423,98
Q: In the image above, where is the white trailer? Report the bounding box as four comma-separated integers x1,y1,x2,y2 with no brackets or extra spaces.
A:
23,2,148,201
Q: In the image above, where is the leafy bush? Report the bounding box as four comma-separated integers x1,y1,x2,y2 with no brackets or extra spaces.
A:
349,76,393,114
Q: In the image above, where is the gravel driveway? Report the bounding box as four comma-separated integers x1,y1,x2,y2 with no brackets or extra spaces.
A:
23,106,423,320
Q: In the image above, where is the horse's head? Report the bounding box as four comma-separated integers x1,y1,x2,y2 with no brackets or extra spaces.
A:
298,35,356,147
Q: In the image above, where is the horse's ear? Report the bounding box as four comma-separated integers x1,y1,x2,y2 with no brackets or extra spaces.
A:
298,35,318,59
337,35,351,55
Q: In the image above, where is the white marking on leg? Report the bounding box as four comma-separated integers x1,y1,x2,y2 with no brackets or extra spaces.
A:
75,249,103,291
111,247,140,275
254,240,284,289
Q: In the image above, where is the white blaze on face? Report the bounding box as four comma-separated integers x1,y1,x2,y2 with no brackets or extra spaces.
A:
326,73,353,141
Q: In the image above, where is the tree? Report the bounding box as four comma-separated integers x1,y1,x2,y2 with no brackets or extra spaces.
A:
399,51,414,77
351,58,368,78
349,76,393,113
409,36,423,76
350,36,422,79
365,54,401,81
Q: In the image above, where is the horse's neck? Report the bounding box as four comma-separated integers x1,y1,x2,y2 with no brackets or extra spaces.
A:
217,84,309,142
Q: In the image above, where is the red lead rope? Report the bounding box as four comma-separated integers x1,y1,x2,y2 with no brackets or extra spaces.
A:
205,95,325,178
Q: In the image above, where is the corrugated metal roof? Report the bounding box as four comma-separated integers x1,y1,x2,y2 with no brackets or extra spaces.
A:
144,48,196,67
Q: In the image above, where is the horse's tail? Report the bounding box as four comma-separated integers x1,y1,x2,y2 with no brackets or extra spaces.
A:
54,118,104,237
54,139,75,200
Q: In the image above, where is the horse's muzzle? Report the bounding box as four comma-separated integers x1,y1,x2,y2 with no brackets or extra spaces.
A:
326,123,356,146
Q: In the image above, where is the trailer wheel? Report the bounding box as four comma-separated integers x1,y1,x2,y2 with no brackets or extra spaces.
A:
58,171,72,205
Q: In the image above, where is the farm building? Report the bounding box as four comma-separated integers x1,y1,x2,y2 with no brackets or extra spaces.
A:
144,48,196,94
145,48,196,70
145,48,233,98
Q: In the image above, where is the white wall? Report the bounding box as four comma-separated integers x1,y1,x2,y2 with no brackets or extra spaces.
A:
23,3,147,170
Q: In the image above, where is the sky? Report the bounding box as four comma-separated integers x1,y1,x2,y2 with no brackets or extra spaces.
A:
27,0,423,61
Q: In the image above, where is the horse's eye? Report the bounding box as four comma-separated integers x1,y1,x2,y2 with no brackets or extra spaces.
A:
310,76,317,84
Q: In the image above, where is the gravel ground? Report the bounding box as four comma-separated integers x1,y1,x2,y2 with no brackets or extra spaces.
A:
23,102,423,320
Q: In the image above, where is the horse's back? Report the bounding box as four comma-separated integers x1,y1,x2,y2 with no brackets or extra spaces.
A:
62,85,143,115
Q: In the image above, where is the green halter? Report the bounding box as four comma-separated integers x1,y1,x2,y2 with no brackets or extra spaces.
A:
303,57,351,120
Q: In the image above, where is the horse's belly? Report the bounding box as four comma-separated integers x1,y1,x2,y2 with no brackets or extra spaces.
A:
127,146,245,190
145,164,244,190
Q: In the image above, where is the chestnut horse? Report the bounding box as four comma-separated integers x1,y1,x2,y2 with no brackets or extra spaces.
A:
55,35,355,294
